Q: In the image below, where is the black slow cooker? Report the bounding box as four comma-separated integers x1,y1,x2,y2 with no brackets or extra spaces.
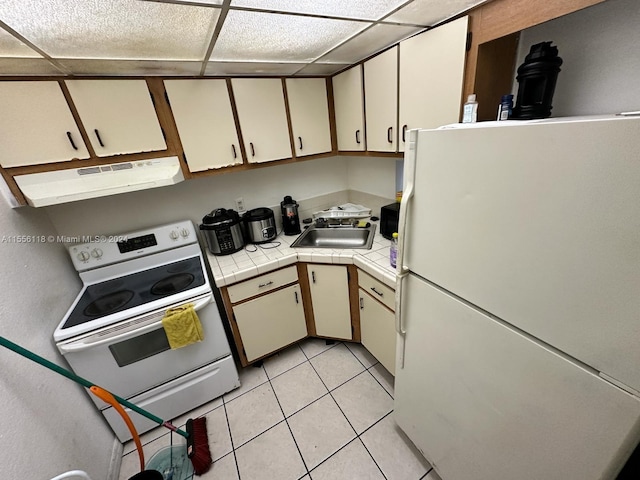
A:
199,208,245,255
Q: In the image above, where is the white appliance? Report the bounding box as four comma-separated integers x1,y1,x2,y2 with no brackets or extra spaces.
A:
54,220,239,442
394,115,640,480
14,156,184,207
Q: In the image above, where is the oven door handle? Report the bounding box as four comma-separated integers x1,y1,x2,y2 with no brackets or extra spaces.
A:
58,295,213,354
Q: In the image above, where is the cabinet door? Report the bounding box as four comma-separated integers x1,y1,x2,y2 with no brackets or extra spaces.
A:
285,78,332,157
0,81,90,167
164,79,241,172
359,289,396,375
398,16,468,151
231,78,292,164
365,46,398,152
233,284,307,362
307,265,352,339
65,80,166,157
332,65,365,151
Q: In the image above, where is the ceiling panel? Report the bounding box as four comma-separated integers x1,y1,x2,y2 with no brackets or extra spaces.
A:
0,27,39,57
230,0,407,21
293,63,350,76
387,0,485,25
0,0,219,60
211,10,370,63
57,59,204,76
205,61,307,76
0,57,63,75
320,24,422,64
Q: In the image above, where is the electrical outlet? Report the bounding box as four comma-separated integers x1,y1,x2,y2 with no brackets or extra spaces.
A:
235,197,245,213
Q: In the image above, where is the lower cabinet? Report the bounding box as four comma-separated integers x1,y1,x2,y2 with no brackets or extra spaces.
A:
306,264,353,340
358,271,396,375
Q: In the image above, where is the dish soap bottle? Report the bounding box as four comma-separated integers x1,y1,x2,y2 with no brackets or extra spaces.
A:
462,94,478,123
390,232,398,268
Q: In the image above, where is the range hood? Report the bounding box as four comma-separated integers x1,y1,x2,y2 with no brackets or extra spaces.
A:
14,156,184,207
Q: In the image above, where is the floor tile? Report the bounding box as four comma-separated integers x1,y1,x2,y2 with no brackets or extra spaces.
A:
309,343,366,391
423,469,440,480
235,422,307,480
224,363,268,402
171,396,223,429
202,405,232,462
288,395,356,470
299,337,339,359
199,451,239,480
360,414,431,480
271,361,328,417
263,344,307,379
225,382,284,448
345,342,379,368
309,438,384,480
119,434,173,480
369,362,394,398
122,426,169,456
332,371,393,434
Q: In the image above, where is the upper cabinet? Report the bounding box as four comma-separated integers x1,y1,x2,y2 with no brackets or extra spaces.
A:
285,78,332,157
65,79,167,157
399,16,469,151
364,46,399,152
164,79,242,172
0,81,90,168
332,65,365,151
231,78,292,164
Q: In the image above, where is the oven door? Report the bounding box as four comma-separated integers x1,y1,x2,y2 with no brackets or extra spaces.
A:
57,292,232,408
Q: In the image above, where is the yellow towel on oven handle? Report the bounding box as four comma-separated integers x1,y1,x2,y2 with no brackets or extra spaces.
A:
162,303,204,349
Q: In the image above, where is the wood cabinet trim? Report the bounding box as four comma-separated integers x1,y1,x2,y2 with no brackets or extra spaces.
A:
348,264,361,342
220,286,250,367
297,263,317,337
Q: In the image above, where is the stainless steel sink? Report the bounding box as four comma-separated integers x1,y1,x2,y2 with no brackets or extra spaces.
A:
290,225,376,249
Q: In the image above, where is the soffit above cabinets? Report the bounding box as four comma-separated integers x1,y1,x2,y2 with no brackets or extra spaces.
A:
0,0,488,77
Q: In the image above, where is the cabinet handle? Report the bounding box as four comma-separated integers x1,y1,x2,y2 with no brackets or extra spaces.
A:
94,129,105,147
312,271,316,283
402,124,407,143
387,127,393,144
250,142,255,157
66,132,78,150
295,291,299,304
298,136,303,151
359,297,364,310
355,130,361,144
370,287,384,297
258,281,273,288
232,144,237,159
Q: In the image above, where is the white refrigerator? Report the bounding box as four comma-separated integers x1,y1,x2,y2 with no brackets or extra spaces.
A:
394,115,640,480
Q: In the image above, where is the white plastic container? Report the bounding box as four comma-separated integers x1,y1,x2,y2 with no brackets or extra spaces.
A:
462,94,478,123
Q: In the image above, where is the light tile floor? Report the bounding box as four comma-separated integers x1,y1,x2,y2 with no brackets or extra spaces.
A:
118,339,435,480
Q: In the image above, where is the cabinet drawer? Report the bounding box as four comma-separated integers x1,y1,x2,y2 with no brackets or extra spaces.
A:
227,265,298,303
358,270,395,311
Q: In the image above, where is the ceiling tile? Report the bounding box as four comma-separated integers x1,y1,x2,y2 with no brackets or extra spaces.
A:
0,0,219,60
387,0,486,25
231,0,407,21
0,27,40,57
294,63,350,76
320,24,421,64
0,57,64,75
211,10,370,63
205,61,307,76
57,59,203,76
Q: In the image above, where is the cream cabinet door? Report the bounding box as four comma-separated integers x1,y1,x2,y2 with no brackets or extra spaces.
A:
285,78,332,157
231,78,292,164
233,284,307,362
332,65,365,151
365,46,398,152
399,16,468,151
359,289,396,375
307,265,352,339
164,79,241,172
65,80,166,157
0,81,90,167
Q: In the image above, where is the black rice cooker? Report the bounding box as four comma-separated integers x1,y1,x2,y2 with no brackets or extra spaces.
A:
199,208,245,255
243,207,277,244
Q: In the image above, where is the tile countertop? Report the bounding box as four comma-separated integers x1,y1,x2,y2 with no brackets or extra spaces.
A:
205,220,398,290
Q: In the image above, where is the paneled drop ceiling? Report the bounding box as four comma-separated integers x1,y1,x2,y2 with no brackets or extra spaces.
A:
0,0,487,77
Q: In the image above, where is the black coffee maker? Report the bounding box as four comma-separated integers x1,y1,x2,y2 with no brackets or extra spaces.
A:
280,195,301,235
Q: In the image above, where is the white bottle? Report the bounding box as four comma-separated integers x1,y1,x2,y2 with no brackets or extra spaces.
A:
462,94,478,123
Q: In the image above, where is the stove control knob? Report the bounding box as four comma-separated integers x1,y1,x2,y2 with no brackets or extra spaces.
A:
180,228,190,238
91,248,103,259
77,251,90,262
169,230,179,240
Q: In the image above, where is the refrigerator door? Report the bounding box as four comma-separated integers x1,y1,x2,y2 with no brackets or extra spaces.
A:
395,275,640,480
404,116,640,392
